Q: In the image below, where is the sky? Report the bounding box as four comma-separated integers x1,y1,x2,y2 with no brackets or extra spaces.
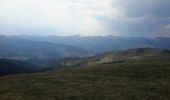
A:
0,0,170,37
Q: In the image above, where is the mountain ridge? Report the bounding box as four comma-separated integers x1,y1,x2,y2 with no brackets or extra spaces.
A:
13,35,170,53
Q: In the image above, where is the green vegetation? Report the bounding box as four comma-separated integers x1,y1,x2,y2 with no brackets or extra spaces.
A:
0,56,30,61
0,48,170,100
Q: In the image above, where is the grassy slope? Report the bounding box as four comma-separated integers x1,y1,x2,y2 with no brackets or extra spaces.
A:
0,48,170,100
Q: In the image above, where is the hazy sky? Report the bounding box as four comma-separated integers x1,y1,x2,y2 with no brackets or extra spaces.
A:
0,0,170,37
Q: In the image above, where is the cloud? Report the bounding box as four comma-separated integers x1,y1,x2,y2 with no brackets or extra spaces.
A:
111,0,170,18
163,24,170,29
0,0,170,37
0,0,113,36
95,0,170,37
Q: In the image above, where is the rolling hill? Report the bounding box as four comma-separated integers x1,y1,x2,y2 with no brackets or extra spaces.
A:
0,48,170,100
87,48,170,64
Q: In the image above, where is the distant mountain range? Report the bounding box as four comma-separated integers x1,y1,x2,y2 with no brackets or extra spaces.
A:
0,35,94,59
16,35,170,53
1,35,170,76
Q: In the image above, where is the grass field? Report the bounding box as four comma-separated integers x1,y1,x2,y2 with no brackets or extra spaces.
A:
0,60,170,100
